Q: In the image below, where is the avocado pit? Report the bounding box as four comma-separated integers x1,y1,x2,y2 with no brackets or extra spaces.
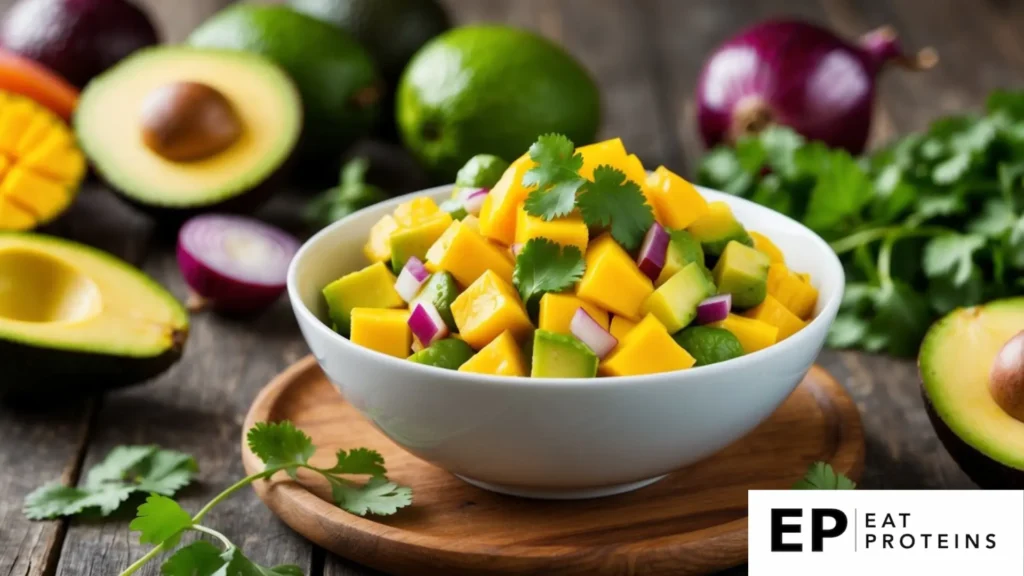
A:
990,331,1024,422
141,81,242,162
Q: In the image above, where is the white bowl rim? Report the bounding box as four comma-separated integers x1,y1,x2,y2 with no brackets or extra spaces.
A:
287,183,845,390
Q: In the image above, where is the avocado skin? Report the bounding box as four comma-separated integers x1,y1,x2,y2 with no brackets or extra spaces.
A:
922,389,1024,489
0,330,186,396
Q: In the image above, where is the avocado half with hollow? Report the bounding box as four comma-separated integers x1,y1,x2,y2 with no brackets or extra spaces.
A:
920,298,1024,488
75,46,302,215
0,233,188,394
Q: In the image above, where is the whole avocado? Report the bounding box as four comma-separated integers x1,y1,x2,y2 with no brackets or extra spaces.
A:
398,26,601,181
187,4,380,175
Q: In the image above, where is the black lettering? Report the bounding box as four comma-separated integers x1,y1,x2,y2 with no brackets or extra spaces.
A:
882,513,895,528
899,534,915,549
986,534,997,549
811,509,848,552
771,509,803,552
865,513,875,528
938,534,948,549
921,533,932,548
966,534,979,549
883,534,894,548
899,512,910,528
865,534,876,548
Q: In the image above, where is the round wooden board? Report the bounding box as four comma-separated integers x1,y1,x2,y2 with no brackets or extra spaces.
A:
242,356,864,576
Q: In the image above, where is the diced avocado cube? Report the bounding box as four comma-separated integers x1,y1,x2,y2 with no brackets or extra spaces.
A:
411,272,460,331
322,262,404,336
456,154,511,189
641,262,716,332
408,338,475,370
530,330,598,378
440,197,468,220
390,212,453,270
655,229,705,286
687,201,753,258
712,240,770,309
673,326,744,366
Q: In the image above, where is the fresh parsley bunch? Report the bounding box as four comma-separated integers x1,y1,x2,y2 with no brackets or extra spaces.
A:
698,91,1024,357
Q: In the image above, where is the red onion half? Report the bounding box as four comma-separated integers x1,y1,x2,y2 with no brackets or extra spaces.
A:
697,21,937,154
177,214,300,314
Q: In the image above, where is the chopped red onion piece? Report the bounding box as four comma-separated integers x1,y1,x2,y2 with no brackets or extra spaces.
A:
510,242,524,258
570,307,618,359
408,301,449,346
462,187,489,216
696,294,732,324
637,224,670,281
395,256,430,302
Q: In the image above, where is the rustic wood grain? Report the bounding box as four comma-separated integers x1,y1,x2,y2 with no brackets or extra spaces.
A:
244,357,863,576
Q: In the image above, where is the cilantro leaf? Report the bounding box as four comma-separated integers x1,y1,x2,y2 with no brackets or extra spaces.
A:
325,448,386,476
329,476,413,517
522,134,585,220
868,281,933,357
85,446,159,487
923,233,986,285
130,494,192,546
161,541,225,576
215,547,305,576
24,485,94,520
247,421,315,478
793,462,857,490
801,147,872,233
577,165,654,250
512,238,585,309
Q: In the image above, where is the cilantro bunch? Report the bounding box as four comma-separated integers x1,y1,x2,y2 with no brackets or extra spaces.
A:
699,91,1024,357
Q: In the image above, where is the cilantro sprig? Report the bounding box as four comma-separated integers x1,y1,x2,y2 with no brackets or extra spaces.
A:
698,90,1024,356
24,446,197,520
522,134,655,250
793,461,857,490
513,238,585,312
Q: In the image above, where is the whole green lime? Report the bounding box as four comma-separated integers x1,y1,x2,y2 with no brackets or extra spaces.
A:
188,4,379,171
398,26,601,180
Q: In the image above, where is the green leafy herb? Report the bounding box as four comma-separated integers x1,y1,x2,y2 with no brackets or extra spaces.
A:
24,446,197,520
513,238,585,310
577,165,655,250
793,462,857,490
305,157,389,228
698,92,1024,356
522,134,586,220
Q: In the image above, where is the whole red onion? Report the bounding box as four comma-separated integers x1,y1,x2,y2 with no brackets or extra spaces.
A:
697,21,937,154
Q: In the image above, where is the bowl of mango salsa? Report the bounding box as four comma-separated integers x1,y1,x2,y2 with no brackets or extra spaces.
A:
288,136,844,498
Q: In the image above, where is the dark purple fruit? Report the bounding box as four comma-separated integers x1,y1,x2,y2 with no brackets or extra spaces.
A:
0,0,160,88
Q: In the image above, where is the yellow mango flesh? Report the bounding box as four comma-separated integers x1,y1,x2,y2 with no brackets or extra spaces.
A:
459,330,527,376
645,166,709,230
538,292,609,335
710,314,778,354
389,212,453,269
427,220,514,287
479,154,534,245
577,138,630,180
515,205,589,253
393,196,442,227
578,235,653,320
364,214,399,263
609,315,637,341
767,262,818,320
743,294,806,340
601,314,696,376
749,231,785,264
350,308,411,358
451,270,532,349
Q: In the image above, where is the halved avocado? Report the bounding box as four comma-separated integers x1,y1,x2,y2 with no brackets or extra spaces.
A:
0,233,188,394
920,298,1024,488
75,46,302,215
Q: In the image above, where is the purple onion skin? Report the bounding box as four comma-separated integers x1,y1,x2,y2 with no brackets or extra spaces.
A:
0,0,160,88
176,243,286,314
697,20,935,154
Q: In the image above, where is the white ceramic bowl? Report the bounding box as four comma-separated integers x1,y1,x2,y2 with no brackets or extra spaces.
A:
288,185,844,499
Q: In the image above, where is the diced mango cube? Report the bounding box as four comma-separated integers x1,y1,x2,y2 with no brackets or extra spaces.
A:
461,214,480,232
426,220,514,287
624,154,660,220
538,293,609,335
451,270,533,349
600,314,696,376
350,308,412,358
749,231,785,264
577,138,630,181
389,212,453,270
709,314,778,354
797,272,812,284
393,197,442,227
767,263,818,320
743,295,806,340
364,214,399,263
645,166,709,230
515,205,589,252
609,315,637,341
479,154,534,245
578,234,653,320
459,330,527,376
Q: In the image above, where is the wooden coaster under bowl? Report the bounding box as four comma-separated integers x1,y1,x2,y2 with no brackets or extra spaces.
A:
242,356,863,576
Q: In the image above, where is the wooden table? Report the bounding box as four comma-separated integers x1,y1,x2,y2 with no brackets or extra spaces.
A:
2,0,1015,574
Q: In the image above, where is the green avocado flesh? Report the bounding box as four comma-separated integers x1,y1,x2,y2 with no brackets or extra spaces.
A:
410,272,459,331
75,47,302,211
455,154,510,189
642,262,716,333
712,241,769,309
408,338,474,370
674,326,743,367
688,205,752,258
323,262,403,336
530,330,598,378
0,233,188,393
656,230,704,286
920,298,1024,477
